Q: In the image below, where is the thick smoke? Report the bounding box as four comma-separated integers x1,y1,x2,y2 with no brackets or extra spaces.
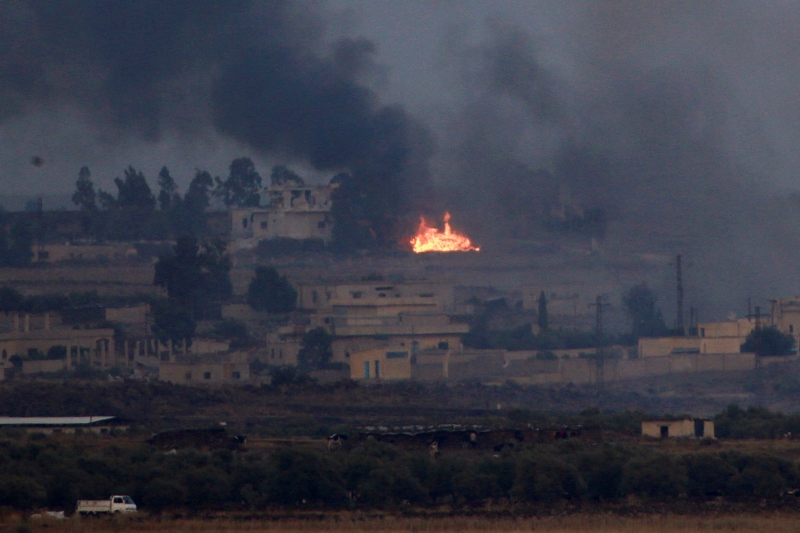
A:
438,2,800,317
0,0,430,192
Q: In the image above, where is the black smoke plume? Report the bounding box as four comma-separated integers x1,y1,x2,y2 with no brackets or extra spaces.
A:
0,1,430,196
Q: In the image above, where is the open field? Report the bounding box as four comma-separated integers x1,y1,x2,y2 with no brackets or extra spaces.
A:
13,513,800,532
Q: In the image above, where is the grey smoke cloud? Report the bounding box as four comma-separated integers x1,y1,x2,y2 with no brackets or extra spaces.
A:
0,0,429,195
2,0,800,318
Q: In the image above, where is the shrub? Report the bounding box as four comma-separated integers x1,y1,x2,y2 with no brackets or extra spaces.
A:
620,454,687,499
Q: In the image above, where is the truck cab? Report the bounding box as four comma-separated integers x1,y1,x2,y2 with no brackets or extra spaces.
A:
110,495,137,513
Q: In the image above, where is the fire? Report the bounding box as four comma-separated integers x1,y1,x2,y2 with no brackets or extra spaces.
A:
410,212,480,253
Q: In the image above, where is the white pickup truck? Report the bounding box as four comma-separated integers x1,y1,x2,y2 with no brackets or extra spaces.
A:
77,495,137,515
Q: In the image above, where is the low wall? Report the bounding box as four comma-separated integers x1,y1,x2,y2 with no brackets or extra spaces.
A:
505,352,757,386
21,359,67,374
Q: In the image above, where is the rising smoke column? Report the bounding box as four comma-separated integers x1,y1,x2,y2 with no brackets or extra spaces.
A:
0,0,432,215
439,3,800,316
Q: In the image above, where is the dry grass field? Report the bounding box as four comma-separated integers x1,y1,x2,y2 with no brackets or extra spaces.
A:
12,513,800,532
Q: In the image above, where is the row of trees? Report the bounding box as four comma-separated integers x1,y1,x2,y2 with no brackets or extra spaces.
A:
73,158,278,213
71,160,306,241
1,435,798,512
70,159,401,251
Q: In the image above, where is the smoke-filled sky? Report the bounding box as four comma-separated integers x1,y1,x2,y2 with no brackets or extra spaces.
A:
3,1,800,316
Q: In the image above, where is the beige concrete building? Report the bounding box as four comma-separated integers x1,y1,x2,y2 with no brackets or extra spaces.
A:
770,296,800,346
159,353,250,385
698,318,756,339
230,184,336,244
268,280,465,366
0,313,115,371
642,418,715,439
350,347,412,380
638,336,744,358
32,243,137,263
105,304,149,324
297,281,456,314
264,332,302,366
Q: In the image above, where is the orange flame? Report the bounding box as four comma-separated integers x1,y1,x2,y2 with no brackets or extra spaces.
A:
410,212,480,253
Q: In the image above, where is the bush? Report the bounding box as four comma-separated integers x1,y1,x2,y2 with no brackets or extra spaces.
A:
682,453,738,500
512,453,585,502
621,454,687,499
263,448,346,507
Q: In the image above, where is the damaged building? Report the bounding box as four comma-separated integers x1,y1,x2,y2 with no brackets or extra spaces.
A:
230,183,336,246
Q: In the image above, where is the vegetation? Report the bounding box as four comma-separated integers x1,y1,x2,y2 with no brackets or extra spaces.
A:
151,236,232,344
62,159,388,251
0,432,798,514
215,157,262,208
0,287,154,314
741,326,795,356
246,265,297,313
537,290,548,330
297,327,334,371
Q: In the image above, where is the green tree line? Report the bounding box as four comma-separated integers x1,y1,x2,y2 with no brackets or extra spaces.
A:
0,435,798,512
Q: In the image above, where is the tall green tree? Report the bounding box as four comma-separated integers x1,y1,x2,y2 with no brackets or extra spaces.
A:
172,169,214,235
152,299,196,347
270,165,304,187
215,157,262,207
153,235,232,316
71,166,97,211
247,266,297,313
0,221,33,267
330,170,401,251
297,327,333,371
537,290,549,330
741,326,795,356
99,166,156,210
157,166,180,211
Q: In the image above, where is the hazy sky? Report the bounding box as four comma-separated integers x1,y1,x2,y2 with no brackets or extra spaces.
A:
3,1,800,196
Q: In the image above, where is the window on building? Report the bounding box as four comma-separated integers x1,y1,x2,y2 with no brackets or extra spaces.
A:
438,341,449,350
364,361,370,379
270,349,275,359
242,217,248,228
260,221,268,229
312,290,318,303
203,372,211,380
374,360,380,379
317,221,326,229
279,350,283,359
232,371,241,379
352,292,362,299
185,372,192,380
37,251,49,261
700,328,705,337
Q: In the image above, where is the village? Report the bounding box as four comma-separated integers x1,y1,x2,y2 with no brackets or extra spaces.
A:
0,174,795,395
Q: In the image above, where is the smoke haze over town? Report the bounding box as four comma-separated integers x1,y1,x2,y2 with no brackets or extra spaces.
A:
2,1,800,321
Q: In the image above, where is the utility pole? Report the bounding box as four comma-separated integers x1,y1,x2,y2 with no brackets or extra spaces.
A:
675,254,684,336
588,295,611,390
